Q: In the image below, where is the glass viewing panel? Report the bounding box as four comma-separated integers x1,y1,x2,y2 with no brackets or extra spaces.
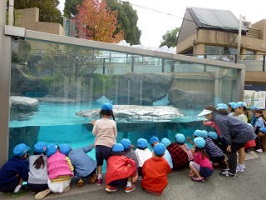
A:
9,38,239,160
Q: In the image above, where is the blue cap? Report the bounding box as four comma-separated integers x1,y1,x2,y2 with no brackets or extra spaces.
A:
235,102,247,108
34,142,47,154
217,103,228,110
194,137,206,149
228,102,236,109
153,143,166,156
251,106,258,111
208,131,218,140
161,137,171,147
112,143,124,152
101,103,113,111
120,139,131,150
194,130,208,138
260,127,266,133
46,143,57,157
137,138,148,149
150,136,159,145
59,144,71,155
175,133,185,144
13,143,30,156
201,130,208,139
193,129,202,137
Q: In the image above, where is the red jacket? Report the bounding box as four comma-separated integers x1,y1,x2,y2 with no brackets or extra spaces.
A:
141,156,171,194
105,155,136,184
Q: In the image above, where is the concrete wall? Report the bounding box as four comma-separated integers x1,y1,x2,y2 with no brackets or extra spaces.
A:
15,8,64,35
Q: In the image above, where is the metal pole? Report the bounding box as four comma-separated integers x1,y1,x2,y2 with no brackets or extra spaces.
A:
237,14,242,63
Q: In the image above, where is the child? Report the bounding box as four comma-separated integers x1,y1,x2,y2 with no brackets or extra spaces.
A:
234,102,249,172
135,138,152,179
27,142,50,200
257,127,266,151
58,144,97,187
142,143,171,196
253,109,266,153
163,135,188,170
91,102,117,185
120,139,139,172
46,144,74,194
189,137,213,182
175,133,194,161
150,136,173,169
0,143,30,193
105,143,137,193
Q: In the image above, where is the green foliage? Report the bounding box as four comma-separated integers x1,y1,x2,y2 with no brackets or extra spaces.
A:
64,0,83,18
160,27,180,48
14,0,62,24
106,0,141,45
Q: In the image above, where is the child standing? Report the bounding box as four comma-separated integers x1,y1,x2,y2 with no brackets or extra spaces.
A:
142,143,171,196
134,138,152,179
91,102,117,185
58,144,97,187
27,142,50,200
46,144,74,194
0,143,30,193
105,143,137,193
189,137,213,182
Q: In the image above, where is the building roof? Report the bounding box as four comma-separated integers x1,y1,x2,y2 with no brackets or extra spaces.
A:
187,7,246,32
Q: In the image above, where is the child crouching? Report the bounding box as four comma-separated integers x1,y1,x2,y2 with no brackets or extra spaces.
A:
141,143,171,196
189,137,213,182
105,143,138,193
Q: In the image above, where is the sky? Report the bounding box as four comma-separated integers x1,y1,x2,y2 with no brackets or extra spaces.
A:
58,0,266,47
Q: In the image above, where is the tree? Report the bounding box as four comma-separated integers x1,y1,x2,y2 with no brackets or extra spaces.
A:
14,0,62,23
106,0,141,45
64,0,83,18
64,0,141,45
74,0,124,43
160,27,180,48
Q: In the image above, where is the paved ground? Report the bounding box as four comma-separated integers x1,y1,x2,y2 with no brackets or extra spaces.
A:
1,151,265,200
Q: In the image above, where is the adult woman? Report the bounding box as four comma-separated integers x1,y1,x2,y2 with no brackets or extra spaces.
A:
198,106,256,178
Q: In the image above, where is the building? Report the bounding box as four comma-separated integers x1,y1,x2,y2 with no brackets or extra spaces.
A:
176,7,266,93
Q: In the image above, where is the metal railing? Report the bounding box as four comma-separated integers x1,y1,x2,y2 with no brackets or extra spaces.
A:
184,54,266,72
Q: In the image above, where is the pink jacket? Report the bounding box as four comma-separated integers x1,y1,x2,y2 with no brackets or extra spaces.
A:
47,151,73,180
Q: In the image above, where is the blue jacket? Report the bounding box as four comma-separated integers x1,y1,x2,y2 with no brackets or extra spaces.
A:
0,157,29,188
68,145,96,177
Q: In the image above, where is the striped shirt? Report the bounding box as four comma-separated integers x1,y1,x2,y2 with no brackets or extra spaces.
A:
204,138,224,158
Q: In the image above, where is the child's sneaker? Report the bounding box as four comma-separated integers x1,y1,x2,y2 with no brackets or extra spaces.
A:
256,149,263,153
34,189,51,200
124,184,136,193
191,177,205,182
105,185,118,193
88,174,97,184
97,178,103,185
219,170,237,178
76,179,84,187
236,164,245,173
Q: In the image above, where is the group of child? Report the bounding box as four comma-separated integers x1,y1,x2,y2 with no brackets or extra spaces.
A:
0,102,265,198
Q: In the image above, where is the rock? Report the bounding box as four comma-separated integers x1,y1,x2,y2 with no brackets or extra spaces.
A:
10,96,39,111
76,105,184,123
168,88,214,109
